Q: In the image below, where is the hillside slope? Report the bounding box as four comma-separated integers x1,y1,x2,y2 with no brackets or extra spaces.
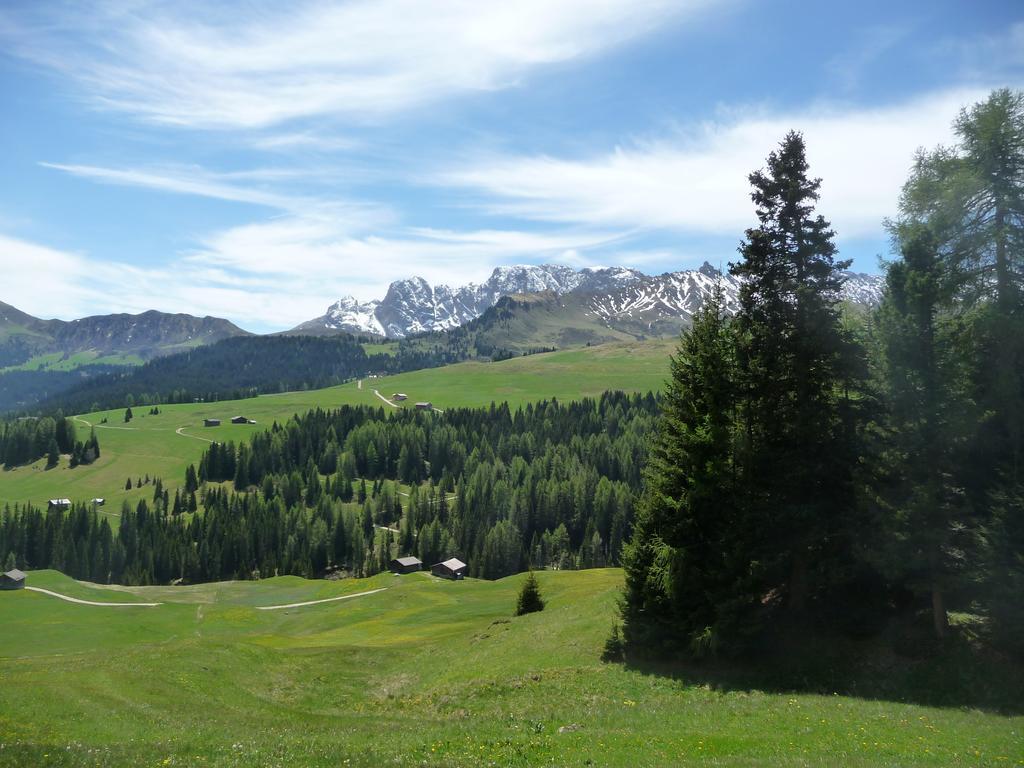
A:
0,568,1017,767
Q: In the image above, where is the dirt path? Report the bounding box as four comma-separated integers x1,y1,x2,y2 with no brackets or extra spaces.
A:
372,389,401,408
24,586,160,607
175,426,215,443
72,415,138,431
255,587,388,611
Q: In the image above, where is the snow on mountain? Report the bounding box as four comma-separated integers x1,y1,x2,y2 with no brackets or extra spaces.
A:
293,262,884,339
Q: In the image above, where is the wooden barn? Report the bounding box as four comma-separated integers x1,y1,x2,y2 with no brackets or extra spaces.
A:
432,558,467,580
1,569,26,590
415,402,433,411
47,498,71,511
390,556,422,574
204,418,221,427
231,416,252,425
91,498,105,507
391,393,408,402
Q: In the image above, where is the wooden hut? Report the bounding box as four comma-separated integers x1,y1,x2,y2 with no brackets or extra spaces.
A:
204,418,221,427
1,569,26,590
231,416,251,425
431,558,468,580
47,498,71,511
415,402,433,410
390,556,423,574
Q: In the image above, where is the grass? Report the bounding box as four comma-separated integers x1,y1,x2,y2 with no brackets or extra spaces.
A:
0,568,1019,767
1,350,143,373
0,339,673,508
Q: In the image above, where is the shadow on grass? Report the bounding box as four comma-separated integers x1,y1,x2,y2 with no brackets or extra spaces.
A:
622,627,1024,715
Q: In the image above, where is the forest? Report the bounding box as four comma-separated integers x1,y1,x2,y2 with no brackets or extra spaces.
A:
622,89,1024,661
24,333,466,416
0,392,652,584
0,413,99,469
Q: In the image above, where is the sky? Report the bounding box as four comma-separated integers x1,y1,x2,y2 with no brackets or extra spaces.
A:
1,0,1022,333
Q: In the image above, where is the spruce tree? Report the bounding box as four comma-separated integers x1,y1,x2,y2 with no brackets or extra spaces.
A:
621,288,741,655
515,570,545,616
730,131,859,624
874,228,972,639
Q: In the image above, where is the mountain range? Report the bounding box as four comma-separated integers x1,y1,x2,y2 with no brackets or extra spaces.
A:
0,301,248,370
291,263,885,340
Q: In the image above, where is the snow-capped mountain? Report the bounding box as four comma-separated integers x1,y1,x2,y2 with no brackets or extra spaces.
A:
292,263,884,339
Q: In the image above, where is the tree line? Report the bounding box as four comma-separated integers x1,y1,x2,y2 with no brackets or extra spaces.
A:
1,392,654,584
0,413,99,468
26,334,469,416
622,89,1024,660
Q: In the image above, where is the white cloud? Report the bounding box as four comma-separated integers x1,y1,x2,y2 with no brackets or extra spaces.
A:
184,216,625,299
440,86,1008,240
41,163,303,210
2,0,707,129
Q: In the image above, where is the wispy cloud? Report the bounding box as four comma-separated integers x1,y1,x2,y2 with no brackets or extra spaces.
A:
941,21,1024,81
826,25,908,93
2,0,707,130
439,86,1003,240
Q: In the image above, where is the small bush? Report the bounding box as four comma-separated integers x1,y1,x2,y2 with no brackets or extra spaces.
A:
515,571,545,616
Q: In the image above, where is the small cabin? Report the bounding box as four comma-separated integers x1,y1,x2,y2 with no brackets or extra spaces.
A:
432,558,468,580
415,402,433,410
47,498,71,511
391,393,408,402
204,418,221,427
91,498,105,507
390,556,423,574
231,416,252,425
1,569,26,590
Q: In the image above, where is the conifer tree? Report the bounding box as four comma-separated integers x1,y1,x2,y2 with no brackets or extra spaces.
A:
730,131,858,621
515,570,545,616
621,288,740,655
874,228,972,639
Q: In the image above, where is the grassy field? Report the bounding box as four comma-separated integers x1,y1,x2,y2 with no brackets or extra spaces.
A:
1,350,143,373
0,339,674,508
0,568,1019,767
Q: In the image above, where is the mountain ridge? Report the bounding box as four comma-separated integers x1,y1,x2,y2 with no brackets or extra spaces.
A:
293,262,885,340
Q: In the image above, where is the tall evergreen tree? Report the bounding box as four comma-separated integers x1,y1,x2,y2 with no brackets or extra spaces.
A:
874,228,972,639
621,289,741,655
730,131,859,623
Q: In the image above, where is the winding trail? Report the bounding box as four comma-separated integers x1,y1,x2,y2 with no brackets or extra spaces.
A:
175,426,215,443
25,586,160,607
372,389,401,408
72,415,138,431
255,587,388,611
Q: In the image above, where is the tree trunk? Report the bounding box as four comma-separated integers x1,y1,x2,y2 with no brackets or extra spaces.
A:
788,549,808,616
931,581,948,641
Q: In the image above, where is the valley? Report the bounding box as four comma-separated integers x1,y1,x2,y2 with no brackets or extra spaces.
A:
0,339,674,508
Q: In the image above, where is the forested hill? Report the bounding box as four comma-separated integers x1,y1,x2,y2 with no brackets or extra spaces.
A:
29,334,456,415
0,393,655,585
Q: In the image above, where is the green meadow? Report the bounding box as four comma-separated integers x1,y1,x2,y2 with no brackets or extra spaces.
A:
0,568,1019,767
0,339,673,508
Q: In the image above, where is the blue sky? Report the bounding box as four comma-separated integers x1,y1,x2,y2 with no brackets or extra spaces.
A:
1,0,1022,332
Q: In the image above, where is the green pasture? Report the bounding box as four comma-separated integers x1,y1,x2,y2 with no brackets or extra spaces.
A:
1,350,142,373
0,568,1019,767
0,340,673,508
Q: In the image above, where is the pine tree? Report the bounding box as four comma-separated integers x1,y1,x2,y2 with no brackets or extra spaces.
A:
621,288,741,655
124,407,133,423
874,227,972,639
515,570,545,616
46,438,60,469
730,131,859,623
